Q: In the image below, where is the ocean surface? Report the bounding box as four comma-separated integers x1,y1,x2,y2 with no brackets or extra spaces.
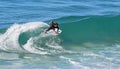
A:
0,0,120,69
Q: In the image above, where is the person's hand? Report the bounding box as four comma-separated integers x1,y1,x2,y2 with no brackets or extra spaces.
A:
55,32,58,34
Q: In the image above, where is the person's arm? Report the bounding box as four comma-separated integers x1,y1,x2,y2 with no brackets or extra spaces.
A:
49,21,54,26
45,27,52,33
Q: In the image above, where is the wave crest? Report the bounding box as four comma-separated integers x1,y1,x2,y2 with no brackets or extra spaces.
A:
0,22,63,54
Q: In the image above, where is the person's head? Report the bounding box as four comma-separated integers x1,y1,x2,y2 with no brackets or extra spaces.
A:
53,23,58,27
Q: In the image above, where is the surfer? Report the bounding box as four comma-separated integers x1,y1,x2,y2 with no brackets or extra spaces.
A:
45,21,59,34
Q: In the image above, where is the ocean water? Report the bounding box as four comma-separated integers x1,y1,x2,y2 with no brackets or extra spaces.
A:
0,0,120,69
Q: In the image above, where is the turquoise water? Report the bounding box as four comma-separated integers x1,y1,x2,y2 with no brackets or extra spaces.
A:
0,0,120,69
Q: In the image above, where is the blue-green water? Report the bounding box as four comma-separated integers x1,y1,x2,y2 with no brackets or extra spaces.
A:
0,0,120,69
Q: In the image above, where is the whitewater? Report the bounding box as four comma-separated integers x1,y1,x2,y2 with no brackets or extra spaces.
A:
0,22,64,54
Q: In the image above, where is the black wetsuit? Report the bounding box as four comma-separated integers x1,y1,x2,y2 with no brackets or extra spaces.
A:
46,23,59,32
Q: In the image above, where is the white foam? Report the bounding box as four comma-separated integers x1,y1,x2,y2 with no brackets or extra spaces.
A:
60,56,90,69
48,36,62,48
23,37,48,54
0,22,48,53
45,41,63,49
0,52,19,60
0,21,63,55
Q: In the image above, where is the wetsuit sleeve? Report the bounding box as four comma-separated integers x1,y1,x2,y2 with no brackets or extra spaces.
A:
46,27,53,31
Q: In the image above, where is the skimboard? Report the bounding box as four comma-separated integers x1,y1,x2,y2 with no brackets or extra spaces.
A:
41,29,62,37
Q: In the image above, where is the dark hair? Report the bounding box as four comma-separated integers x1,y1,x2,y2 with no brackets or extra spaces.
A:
54,23,58,25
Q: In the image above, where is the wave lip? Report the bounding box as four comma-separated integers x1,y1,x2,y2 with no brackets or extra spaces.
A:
0,22,50,54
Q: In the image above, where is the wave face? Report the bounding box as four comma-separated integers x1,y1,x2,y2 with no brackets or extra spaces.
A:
1,15,120,52
58,15,120,45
